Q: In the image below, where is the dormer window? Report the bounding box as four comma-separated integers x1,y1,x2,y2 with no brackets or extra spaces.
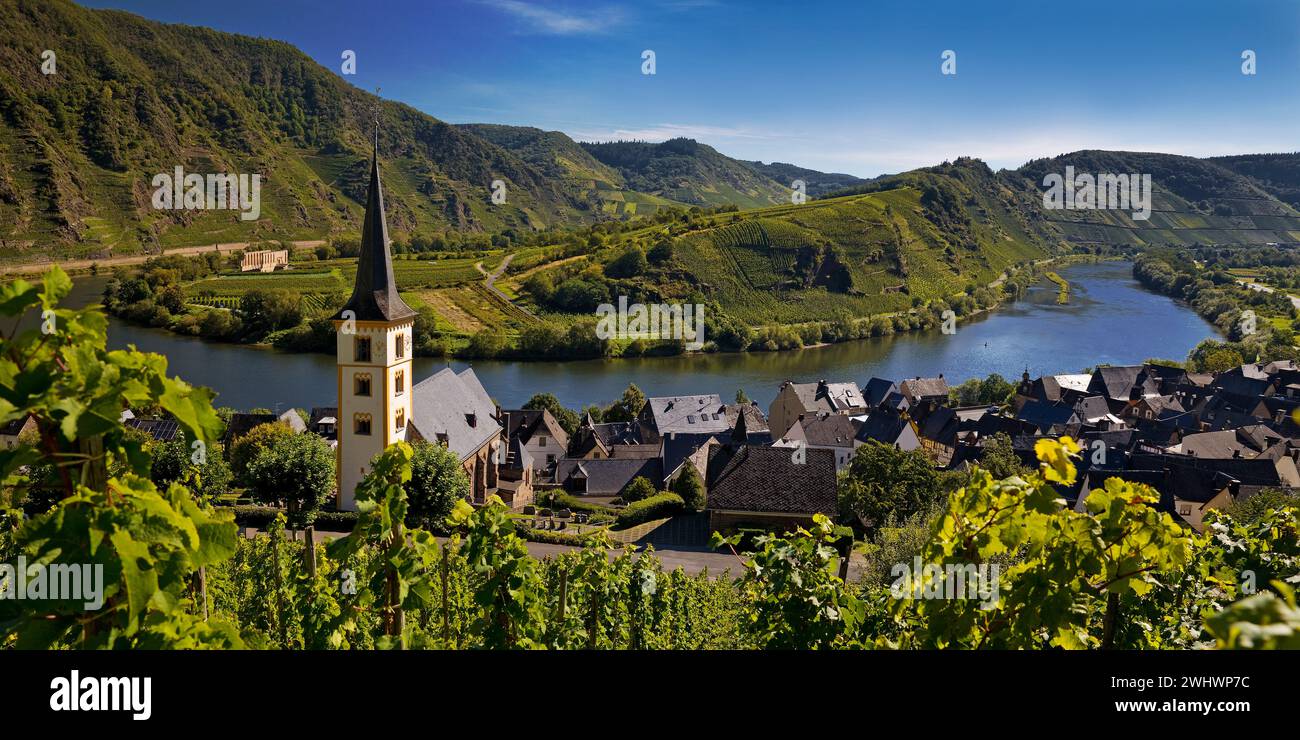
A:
354,336,371,363
466,413,477,428
436,433,449,446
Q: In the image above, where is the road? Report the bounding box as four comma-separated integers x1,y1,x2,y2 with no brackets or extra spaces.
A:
1237,278,1300,311
0,239,325,276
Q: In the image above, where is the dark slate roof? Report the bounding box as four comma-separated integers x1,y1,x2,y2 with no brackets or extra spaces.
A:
863,377,897,407
1128,452,1285,487
127,417,183,442
661,432,719,479
917,405,959,446
500,409,569,450
332,136,416,323
794,413,861,447
1090,365,1145,400
723,402,770,433
554,457,663,495
856,407,911,445
0,416,31,436
1016,400,1079,435
224,413,278,443
705,445,837,515
1072,395,1111,423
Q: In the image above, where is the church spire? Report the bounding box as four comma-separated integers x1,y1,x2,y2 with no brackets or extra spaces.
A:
334,128,415,323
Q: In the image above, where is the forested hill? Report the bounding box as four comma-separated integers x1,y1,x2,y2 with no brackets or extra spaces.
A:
0,0,594,260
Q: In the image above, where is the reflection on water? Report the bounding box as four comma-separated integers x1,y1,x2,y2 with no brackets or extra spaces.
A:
51,261,1218,412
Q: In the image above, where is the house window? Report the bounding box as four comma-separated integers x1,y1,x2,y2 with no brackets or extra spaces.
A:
538,436,547,447
395,333,405,359
354,336,371,363
354,413,372,436
395,370,405,395
354,373,372,397
396,409,405,430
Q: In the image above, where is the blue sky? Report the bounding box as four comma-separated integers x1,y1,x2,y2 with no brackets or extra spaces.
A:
82,0,1300,177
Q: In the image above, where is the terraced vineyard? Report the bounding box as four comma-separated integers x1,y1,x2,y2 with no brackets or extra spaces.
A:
668,187,1046,325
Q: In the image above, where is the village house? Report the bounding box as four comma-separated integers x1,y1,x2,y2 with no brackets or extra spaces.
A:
774,412,861,471
767,379,868,440
499,408,569,473
0,415,36,449
704,444,837,535
638,394,730,443
899,375,950,407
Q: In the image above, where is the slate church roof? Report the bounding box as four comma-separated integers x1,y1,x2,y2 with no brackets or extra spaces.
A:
409,367,499,462
333,133,416,323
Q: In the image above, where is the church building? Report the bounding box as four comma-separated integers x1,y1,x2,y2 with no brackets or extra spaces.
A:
332,134,506,510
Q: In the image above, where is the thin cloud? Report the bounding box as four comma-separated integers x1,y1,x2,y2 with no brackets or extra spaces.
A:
569,122,787,143
478,0,626,35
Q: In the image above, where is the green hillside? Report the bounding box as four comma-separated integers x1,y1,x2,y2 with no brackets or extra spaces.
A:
1012,150,1300,247
581,138,792,209
740,159,866,198
0,0,597,262
459,123,692,219
1209,152,1300,211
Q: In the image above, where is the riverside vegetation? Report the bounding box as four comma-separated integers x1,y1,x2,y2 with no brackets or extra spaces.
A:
3,268,1299,650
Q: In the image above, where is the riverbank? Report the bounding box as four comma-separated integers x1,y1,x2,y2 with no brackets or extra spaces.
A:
95,250,1101,363
69,260,1222,412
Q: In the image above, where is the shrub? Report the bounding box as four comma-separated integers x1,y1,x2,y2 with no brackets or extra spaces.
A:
615,492,684,529
622,476,657,503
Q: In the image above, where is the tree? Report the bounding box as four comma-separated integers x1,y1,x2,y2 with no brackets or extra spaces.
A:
245,432,335,527
239,289,303,341
404,441,470,531
623,476,657,503
977,433,1027,479
671,464,706,511
229,421,297,487
523,393,580,436
150,435,233,502
647,240,674,265
606,246,648,278
839,442,945,531
603,383,646,423
465,326,508,358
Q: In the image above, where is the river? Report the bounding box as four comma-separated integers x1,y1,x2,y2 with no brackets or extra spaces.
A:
53,260,1218,413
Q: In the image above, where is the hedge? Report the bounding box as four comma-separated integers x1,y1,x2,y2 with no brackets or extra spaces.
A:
222,505,358,531
517,526,608,547
614,492,684,529
546,491,618,515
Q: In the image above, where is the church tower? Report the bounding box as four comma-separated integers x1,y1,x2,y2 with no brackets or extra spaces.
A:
332,132,417,510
